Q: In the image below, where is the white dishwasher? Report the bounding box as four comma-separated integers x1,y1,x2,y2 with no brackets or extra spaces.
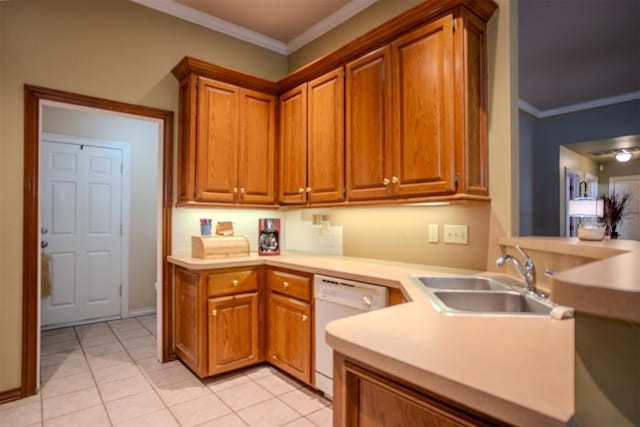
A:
314,274,388,399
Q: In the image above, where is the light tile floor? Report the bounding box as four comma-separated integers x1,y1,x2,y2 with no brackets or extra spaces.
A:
0,315,332,427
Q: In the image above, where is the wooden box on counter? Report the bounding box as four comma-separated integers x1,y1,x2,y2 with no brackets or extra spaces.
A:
191,235,250,259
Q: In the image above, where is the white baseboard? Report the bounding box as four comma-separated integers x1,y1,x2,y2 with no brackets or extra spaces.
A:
127,307,157,318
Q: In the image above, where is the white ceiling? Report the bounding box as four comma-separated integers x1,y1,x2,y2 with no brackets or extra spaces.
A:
519,0,640,114
131,0,377,54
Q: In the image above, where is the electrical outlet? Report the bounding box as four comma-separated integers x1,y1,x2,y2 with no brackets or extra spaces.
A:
443,224,468,244
428,224,439,243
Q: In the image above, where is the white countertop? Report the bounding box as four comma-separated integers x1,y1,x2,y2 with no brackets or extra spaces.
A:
168,252,574,426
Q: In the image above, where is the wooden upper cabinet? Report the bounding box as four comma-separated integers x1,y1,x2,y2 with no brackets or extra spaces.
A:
173,61,277,206
196,78,239,203
307,68,345,204
278,83,308,204
346,46,393,201
391,14,456,198
238,89,276,204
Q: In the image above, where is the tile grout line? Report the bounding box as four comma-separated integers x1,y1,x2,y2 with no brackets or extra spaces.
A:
104,317,179,427
74,322,116,427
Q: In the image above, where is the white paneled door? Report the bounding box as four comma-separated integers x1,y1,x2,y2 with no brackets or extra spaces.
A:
610,175,640,241
41,140,123,326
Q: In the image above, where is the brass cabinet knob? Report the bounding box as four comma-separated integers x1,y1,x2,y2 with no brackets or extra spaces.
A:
301,314,308,322
306,187,312,193
233,187,238,194
298,187,305,194
240,188,245,194
232,280,239,287
383,178,390,186
283,281,289,288
391,176,399,184
212,309,217,316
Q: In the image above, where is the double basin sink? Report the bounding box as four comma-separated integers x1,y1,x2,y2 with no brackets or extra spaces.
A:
411,275,573,319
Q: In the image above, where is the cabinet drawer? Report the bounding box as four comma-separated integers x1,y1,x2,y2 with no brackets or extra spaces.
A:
207,269,258,297
268,269,311,301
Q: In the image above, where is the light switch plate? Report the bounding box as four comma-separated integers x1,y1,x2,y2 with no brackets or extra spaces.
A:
428,224,439,243
444,224,468,244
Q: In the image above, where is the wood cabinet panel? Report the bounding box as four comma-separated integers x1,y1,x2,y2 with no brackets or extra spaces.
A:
346,46,393,201
174,266,207,376
278,84,308,204
334,353,509,427
238,89,276,204
391,15,456,198
388,288,407,306
268,293,312,384
207,268,258,297
307,68,345,204
196,78,239,203
268,269,311,302
208,292,259,375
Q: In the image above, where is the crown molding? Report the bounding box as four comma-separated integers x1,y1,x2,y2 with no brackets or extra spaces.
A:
286,0,378,54
130,0,288,54
519,91,640,119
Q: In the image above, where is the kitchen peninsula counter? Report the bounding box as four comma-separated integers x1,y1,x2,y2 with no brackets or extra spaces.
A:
500,237,640,323
169,252,574,426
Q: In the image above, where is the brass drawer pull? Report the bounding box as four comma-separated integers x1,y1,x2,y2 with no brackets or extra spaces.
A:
283,281,289,289
232,280,239,287
212,309,217,316
301,314,308,322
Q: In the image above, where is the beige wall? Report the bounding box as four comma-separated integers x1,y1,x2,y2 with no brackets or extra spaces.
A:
0,0,287,392
42,105,159,313
598,159,640,195
329,204,491,270
485,0,519,271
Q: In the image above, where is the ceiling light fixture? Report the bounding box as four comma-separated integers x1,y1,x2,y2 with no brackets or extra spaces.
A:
615,151,632,162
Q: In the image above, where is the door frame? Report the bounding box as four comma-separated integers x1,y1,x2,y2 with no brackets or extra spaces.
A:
40,131,131,325
23,85,174,397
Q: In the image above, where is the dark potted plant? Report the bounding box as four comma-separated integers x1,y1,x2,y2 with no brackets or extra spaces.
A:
601,190,630,239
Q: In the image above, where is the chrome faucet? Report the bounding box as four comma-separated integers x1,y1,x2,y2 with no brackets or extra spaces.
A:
496,245,537,295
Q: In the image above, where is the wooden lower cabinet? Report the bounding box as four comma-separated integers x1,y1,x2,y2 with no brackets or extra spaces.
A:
173,265,263,378
268,293,312,384
208,292,259,375
334,353,509,427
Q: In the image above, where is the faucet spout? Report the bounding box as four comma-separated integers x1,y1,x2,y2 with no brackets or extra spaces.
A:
496,246,537,295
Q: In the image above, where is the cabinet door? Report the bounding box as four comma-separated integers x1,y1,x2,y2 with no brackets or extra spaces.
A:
391,15,456,198
346,46,393,201
268,293,311,384
307,68,345,204
279,84,308,204
238,89,276,204
208,292,259,375
196,77,239,203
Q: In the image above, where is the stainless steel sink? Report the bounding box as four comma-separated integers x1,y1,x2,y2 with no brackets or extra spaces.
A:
411,274,573,318
417,276,510,291
433,290,553,315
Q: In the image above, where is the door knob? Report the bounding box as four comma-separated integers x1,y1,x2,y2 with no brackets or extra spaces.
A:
41,241,48,248
41,227,48,235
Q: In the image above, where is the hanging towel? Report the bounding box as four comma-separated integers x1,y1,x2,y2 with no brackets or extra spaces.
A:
42,252,51,298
